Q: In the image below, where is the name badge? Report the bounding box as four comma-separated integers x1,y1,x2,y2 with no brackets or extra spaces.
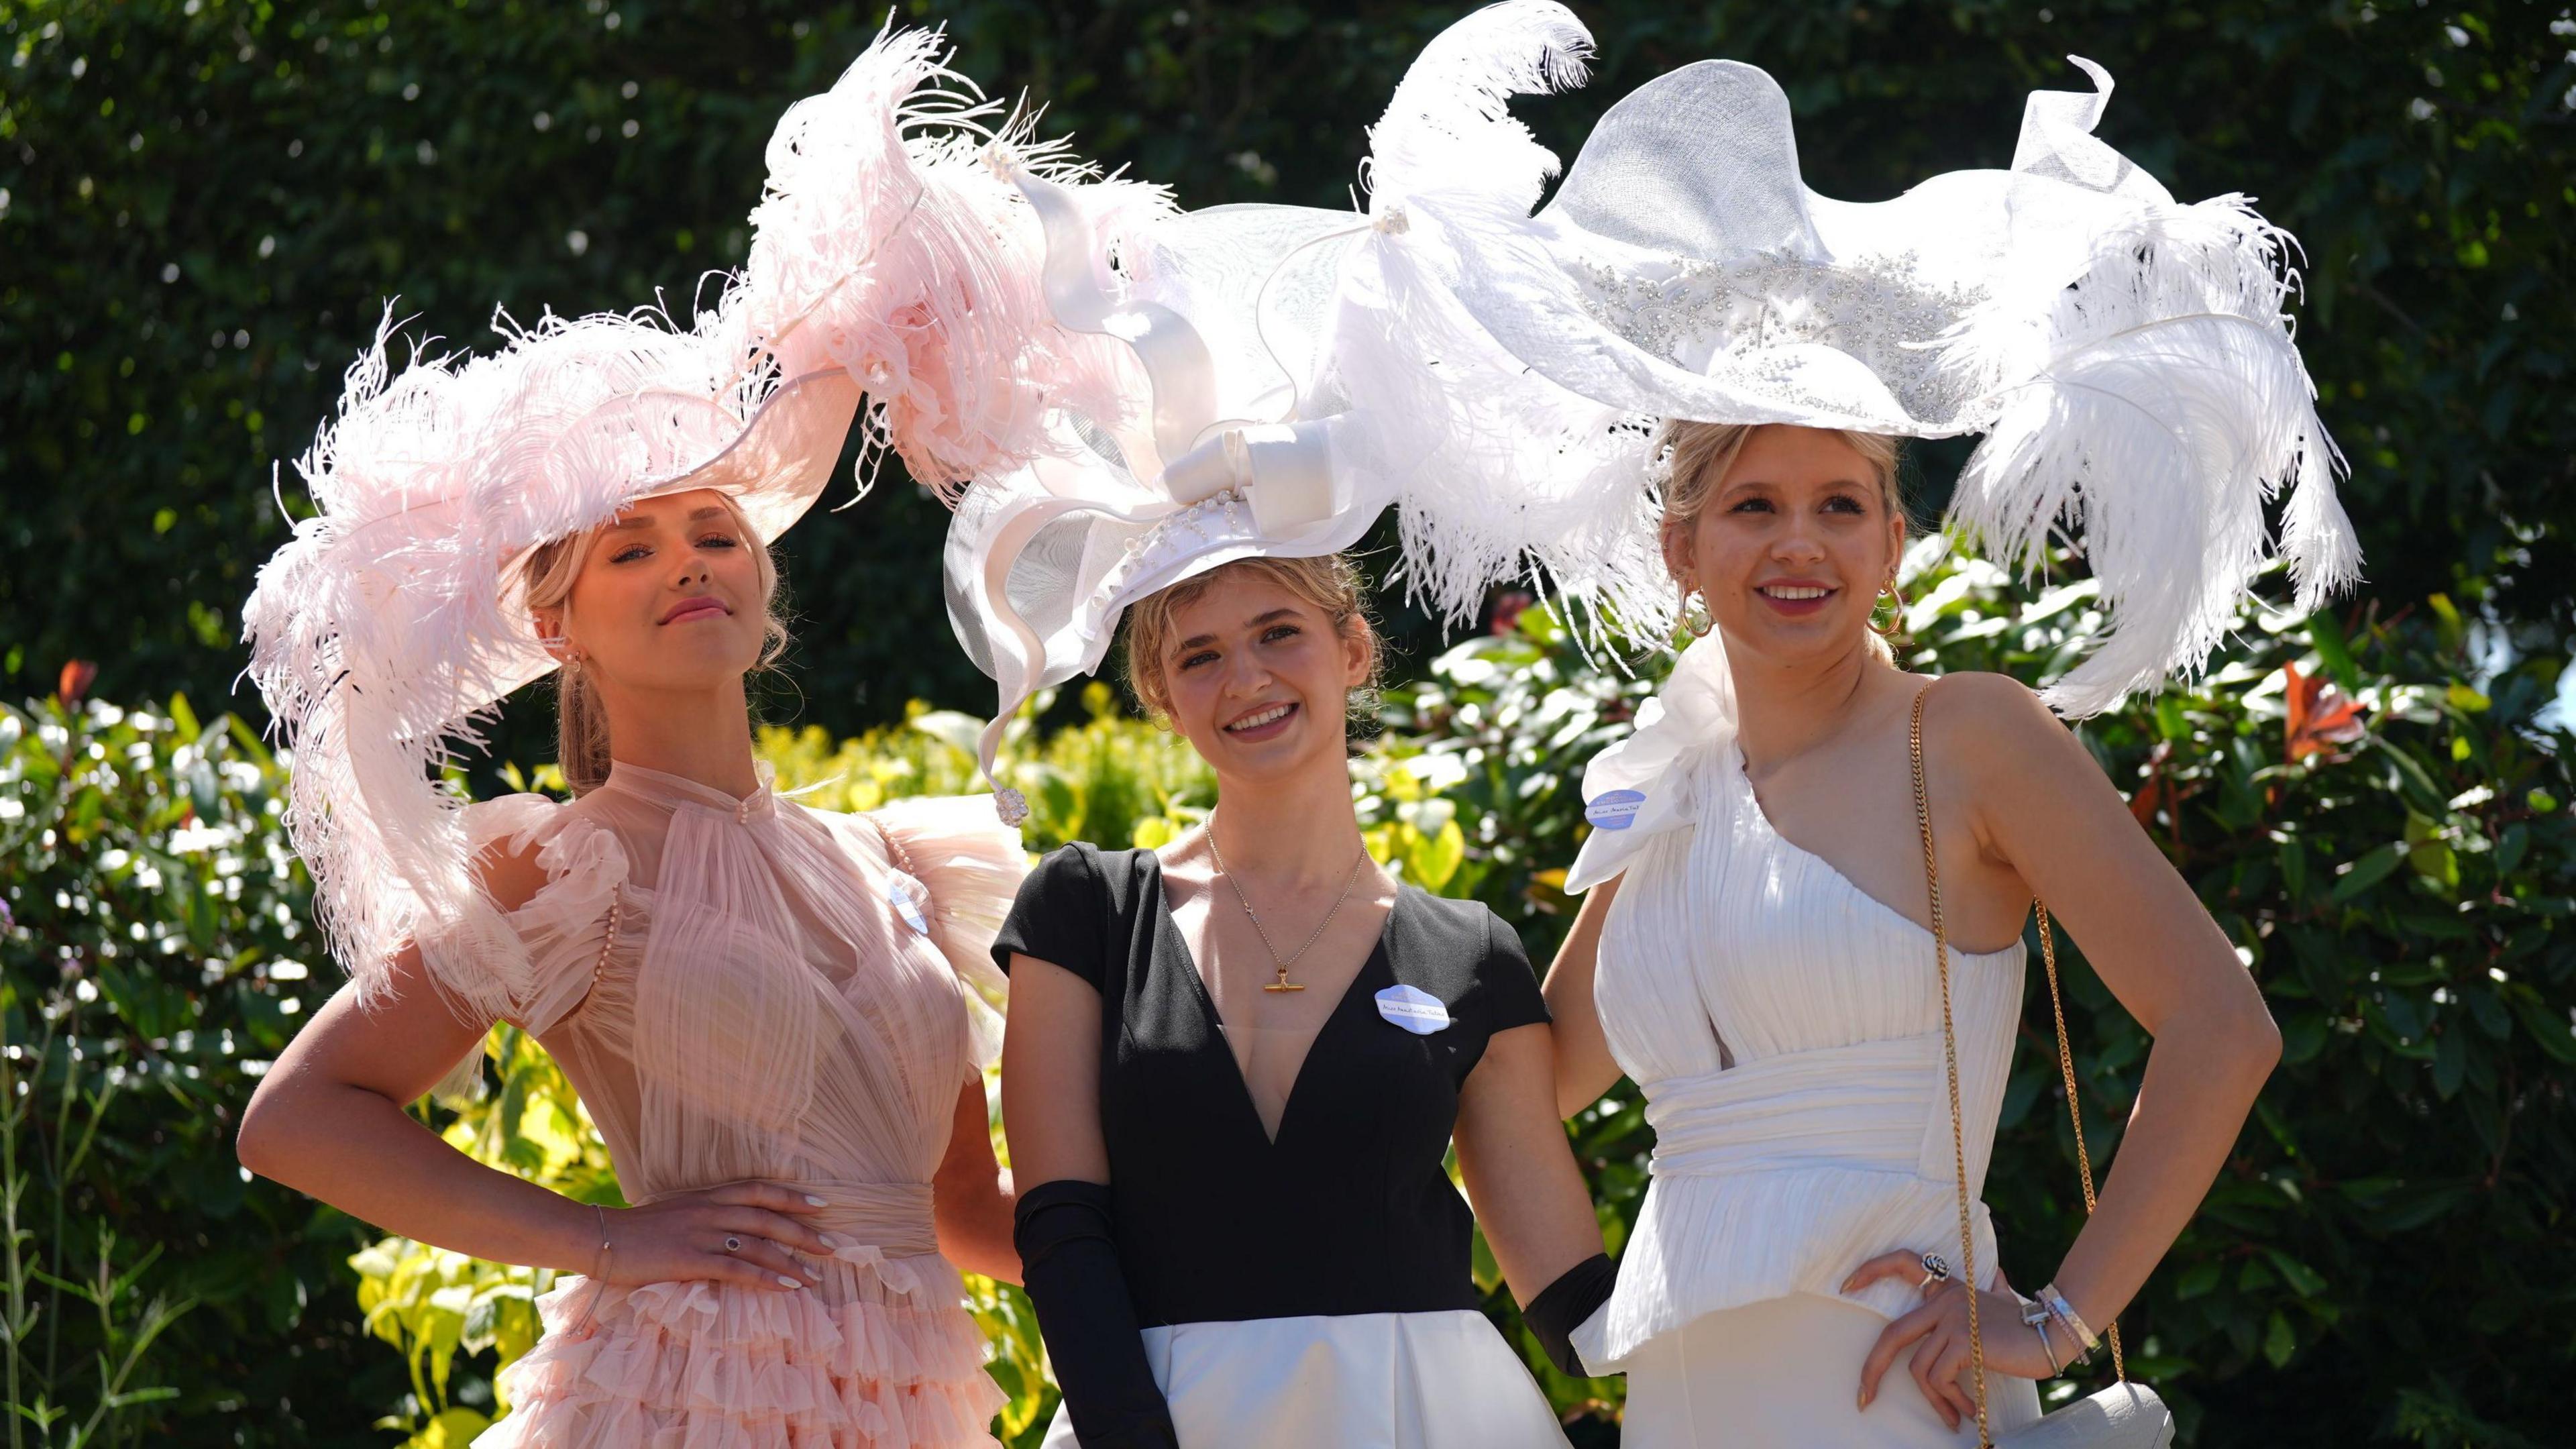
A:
1375,984,1452,1035
1585,788,1646,830
889,874,931,937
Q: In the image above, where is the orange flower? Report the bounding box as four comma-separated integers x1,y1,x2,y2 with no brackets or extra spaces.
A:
56,658,97,708
2283,660,2367,764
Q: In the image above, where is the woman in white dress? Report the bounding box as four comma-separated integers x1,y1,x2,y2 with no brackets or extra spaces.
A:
1541,423,2294,1444
1268,37,2355,1446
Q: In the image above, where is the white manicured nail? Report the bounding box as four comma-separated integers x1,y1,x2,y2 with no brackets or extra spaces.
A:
805,1194,828,1206
777,1275,804,1289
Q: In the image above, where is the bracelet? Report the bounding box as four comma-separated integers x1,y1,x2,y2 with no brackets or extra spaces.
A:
2035,1282,2097,1364
2019,1297,2064,1376
569,1203,614,1338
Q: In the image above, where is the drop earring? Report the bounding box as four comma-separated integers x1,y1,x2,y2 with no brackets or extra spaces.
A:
1678,577,1713,639
1870,576,1907,639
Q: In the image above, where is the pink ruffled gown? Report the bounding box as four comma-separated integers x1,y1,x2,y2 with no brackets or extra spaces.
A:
418,761,1021,1448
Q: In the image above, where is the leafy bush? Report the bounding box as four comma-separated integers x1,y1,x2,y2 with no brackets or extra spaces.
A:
1,687,403,1446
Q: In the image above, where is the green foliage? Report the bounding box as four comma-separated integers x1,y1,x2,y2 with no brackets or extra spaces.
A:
0,694,402,1444
759,682,1216,855
5,0,2567,745
3,1016,197,1449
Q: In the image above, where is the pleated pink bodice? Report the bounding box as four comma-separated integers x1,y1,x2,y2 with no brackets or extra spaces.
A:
419,763,1022,1448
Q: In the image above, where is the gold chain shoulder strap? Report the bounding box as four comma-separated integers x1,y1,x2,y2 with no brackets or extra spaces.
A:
1909,684,1992,1444
1909,683,2126,1449
2036,907,2128,1379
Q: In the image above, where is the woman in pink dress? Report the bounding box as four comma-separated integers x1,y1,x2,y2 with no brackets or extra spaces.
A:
241,482,1024,1446
231,28,1154,1444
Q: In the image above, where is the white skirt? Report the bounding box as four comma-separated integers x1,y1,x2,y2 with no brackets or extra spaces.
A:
1038,1309,1570,1449
1619,1291,2043,1448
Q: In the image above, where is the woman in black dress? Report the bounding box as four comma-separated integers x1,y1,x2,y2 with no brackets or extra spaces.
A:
995,555,1615,1448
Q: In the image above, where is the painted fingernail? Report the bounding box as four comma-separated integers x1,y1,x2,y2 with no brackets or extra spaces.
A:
805,1194,828,1207
777,1275,804,1289
818,1232,843,1250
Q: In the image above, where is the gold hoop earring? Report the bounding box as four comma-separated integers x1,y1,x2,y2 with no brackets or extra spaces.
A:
1870,577,1907,639
1684,589,1714,639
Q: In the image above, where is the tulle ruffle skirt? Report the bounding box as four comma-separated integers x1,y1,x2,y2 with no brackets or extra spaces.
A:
480,1252,1002,1448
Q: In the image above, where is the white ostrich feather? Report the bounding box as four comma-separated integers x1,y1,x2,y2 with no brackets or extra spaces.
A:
1939,196,2359,715
1365,0,1593,213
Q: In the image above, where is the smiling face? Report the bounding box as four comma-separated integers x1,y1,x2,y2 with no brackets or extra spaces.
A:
1663,425,1906,671
534,488,775,694
1134,560,1376,788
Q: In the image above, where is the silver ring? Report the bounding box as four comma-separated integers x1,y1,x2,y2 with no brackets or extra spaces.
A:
722,1236,743,1254
1920,1252,1950,1283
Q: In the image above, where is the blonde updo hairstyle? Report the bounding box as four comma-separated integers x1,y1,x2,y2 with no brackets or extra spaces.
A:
1656,421,1909,663
1121,554,1383,739
516,491,792,795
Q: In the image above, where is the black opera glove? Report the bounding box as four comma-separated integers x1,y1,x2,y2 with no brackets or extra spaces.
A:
1013,1179,1179,1449
1523,1252,1619,1378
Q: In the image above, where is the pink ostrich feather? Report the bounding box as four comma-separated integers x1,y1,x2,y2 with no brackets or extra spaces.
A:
245,23,1155,1008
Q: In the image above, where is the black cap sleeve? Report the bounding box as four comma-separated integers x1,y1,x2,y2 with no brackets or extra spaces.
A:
991,843,1108,989
1480,908,1552,1035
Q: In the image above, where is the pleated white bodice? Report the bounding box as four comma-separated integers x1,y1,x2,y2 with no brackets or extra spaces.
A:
1570,737,2025,1373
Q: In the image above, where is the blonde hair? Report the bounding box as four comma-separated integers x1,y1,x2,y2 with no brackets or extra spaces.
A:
517,492,790,795
1656,421,1909,661
1121,554,1381,734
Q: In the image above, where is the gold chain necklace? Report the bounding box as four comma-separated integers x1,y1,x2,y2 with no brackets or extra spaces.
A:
1204,812,1369,994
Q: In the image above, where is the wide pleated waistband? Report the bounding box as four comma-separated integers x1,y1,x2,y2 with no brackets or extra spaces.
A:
1642,1034,1949,1181
637,1177,940,1260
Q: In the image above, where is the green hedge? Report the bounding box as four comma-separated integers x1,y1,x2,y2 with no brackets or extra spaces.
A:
7,0,2569,745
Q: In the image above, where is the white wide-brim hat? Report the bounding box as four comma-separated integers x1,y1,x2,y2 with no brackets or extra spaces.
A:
1371,45,2359,715
941,1,1601,810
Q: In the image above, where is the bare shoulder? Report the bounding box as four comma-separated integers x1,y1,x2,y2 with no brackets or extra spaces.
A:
1917,671,2090,782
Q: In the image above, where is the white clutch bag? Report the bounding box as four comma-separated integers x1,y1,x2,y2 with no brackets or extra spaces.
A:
1998,1382,2174,1448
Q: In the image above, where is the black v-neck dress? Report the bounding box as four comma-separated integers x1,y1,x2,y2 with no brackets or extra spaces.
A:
996,843,1571,1448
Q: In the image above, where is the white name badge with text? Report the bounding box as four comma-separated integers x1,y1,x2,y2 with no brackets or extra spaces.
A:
1375,984,1452,1035
1585,789,1646,830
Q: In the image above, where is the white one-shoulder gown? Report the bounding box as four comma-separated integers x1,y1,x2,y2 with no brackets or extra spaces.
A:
1568,644,2042,1446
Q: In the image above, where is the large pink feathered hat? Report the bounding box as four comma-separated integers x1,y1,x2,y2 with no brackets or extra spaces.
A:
244,24,1157,993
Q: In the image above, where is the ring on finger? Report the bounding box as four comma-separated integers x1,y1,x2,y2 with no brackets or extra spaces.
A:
722,1236,744,1254
1919,1251,1949,1283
